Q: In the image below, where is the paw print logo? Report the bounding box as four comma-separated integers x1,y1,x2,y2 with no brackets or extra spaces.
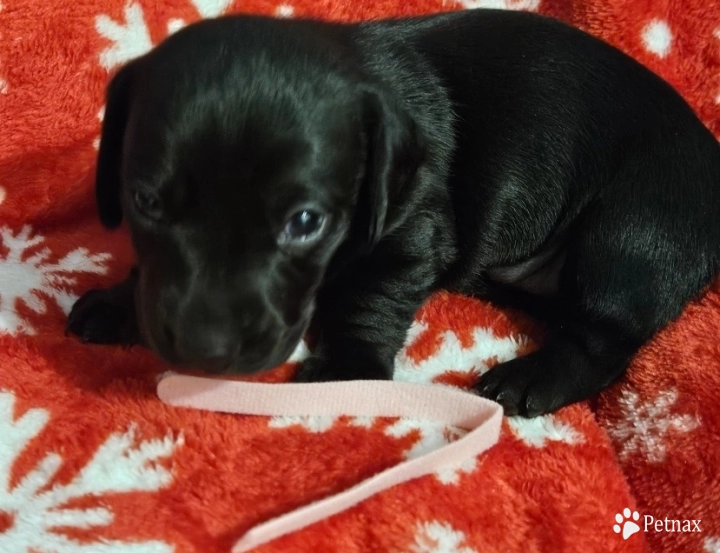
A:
614,508,641,540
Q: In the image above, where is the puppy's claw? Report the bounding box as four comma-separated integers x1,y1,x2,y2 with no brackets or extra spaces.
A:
475,357,552,418
494,389,521,417
477,379,499,401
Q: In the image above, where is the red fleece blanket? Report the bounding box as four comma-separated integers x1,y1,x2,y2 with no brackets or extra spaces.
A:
1,1,719,552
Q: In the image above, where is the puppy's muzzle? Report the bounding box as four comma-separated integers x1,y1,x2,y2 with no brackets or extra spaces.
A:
161,293,243,368
141,286,292,373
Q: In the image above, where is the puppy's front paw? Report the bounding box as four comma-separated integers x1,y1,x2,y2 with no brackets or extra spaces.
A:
66,288,139,346
475,355,566,418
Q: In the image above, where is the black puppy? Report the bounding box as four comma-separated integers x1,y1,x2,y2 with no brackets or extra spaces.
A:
67,9,720,417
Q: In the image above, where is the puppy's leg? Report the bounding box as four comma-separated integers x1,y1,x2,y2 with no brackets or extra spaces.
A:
296,232,448,382
295,270,431,382
476,201,711,417
66,269,142,346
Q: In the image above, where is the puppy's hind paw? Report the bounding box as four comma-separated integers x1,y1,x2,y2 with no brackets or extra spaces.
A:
66,288,139,346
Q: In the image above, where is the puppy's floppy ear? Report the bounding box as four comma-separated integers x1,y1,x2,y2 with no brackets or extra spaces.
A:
357,86,425,247
96,64,134,228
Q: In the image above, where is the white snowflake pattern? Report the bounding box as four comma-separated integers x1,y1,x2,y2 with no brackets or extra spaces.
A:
410,520,477,553
506,415,584,448
189,0,234,18
346,416,375,429
268,415,336,433
96,3,153,70
0,391,181,553
268,414,370,433
167,19,186,35
605,388,700,463
394,321,526,384
92,107,105,150
275,4,294,18
705,537,720,553
641,19,673,58
458,0,540,11
96,0,234,71
0,226,110,335
434,457,477,486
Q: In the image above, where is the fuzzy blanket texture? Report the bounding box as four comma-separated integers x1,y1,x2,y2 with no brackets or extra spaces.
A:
1,0,720,552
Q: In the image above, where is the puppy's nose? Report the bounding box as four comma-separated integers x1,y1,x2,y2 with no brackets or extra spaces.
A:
170,324,238,367
167,300,240,368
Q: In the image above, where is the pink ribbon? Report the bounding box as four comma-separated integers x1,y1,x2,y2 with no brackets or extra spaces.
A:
157,374,503,552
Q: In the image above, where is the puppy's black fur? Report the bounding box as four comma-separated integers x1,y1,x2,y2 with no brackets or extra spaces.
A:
67,10,720,417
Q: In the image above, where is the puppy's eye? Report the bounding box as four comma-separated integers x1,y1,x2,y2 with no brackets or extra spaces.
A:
283,210,325,242
132,188,162,220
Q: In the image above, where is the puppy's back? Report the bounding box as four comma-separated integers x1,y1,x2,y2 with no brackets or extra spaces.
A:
358,10,720,274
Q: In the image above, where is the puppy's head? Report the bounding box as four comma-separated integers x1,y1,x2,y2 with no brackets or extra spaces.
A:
96,16,424,373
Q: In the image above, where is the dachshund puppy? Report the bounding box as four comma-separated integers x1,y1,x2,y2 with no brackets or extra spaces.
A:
67,9,720,417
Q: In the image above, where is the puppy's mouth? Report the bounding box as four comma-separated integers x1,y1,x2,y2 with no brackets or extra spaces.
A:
137,302,310,376
190,325,308,376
